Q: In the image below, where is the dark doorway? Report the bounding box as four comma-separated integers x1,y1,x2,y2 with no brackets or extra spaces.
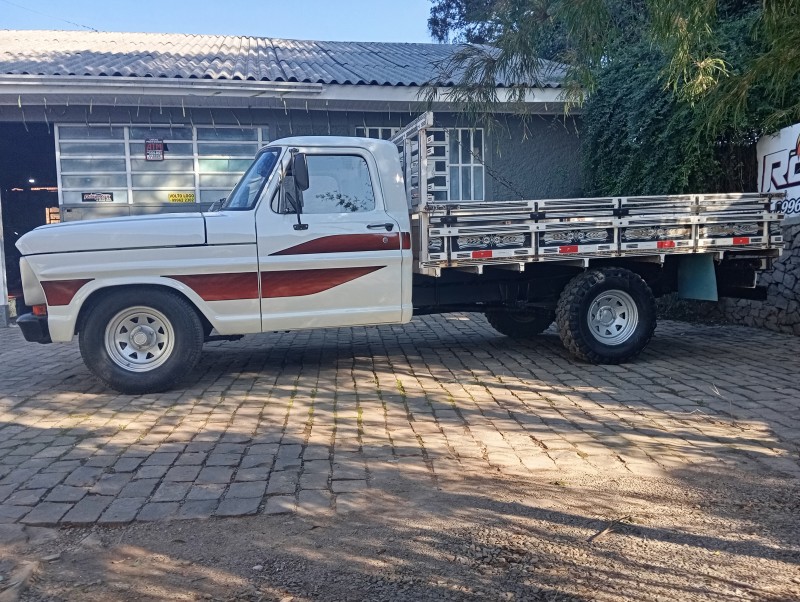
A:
0,123,58,301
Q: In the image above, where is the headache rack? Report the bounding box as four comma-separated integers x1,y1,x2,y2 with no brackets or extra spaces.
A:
392,113,785,277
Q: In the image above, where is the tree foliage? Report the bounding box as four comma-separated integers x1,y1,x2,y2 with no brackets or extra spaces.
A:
427,0,800,195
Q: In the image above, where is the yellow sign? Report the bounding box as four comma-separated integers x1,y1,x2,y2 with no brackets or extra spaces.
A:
168,192,196,203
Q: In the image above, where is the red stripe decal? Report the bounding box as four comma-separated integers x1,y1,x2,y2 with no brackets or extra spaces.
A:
733,237,750,245
168,273,259,301
41,279,93,306
270,233,401,255
657,240,676,249
261,266,384,298
472,250,493,258
559,245,579,254
401,232,412,250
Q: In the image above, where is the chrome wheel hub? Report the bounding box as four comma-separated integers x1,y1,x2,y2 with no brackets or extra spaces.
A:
104,306,175,372
587,290,639,345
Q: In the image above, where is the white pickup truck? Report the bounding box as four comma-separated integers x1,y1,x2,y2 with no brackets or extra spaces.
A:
15,117,784,393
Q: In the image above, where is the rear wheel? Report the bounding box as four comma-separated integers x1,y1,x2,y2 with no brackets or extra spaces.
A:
79,289,205,394
484,308,555,338
556,268,656,364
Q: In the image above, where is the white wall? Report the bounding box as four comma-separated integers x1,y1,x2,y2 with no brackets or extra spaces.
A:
758,122,800,225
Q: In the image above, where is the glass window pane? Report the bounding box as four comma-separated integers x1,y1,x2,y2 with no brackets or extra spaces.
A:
130,158,195,172
61,158,126,173
197,143,258,156
61,174,128,189
473,167,484,200
63,189,128,204
449,166,459,200
196,128,257,141
355,127,366,137
461,130,472,164
303,155,375,213
198,158,253,173
130,142,194,156
449,130,459,163
59,142,126,156
199,174,241,188
473,130,483,162
461,167,472,201
131,174,195,188
260,127,270,142
58,126,124,140
129,127,192,140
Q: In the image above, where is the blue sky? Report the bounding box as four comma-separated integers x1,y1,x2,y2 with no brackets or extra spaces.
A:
0,0,435,42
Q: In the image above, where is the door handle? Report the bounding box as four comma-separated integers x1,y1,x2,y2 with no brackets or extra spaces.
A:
367,222,395,231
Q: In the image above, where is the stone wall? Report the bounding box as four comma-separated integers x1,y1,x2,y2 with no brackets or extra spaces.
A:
695,221,800,335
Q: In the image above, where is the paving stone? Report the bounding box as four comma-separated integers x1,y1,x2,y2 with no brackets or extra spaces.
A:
99,498,146,525
186,483,227,500
0,484,15,502
215,443,247,454
225,481,267,499
24,472,67,490
240,454,274,469
142,452,179,466
274,457,303,471
164,465,202,482
216,497,260,517
136,502,179,522
135,465,170,480
91,473,133,495
175,452,207,466
205,454,241,467
5,489,48,506
234,467,270,482
0,505,30,523
299,472,329,490
297,490,331,515
21,502,72,526
196,467,234,484
118,478,159,499
152,481,191,502
61,496,113,525
113,457,144,472
264,495,296,515
175,499,218,520
335,493,368,514
267,472,298,495
45,485,88,503
64,467,104,487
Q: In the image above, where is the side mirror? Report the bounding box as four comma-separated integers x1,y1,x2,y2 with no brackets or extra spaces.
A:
208,197,226,212
292,153,309,191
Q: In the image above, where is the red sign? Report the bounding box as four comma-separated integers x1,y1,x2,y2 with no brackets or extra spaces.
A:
145,138,164,161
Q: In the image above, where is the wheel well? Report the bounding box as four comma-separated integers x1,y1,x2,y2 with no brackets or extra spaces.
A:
75,284,213,337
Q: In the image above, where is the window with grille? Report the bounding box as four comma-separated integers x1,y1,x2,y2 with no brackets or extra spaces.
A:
56,125,270,206
447,129,484,201
354,126,400,140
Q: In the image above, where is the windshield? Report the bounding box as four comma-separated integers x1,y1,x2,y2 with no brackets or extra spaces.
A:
220,148,280,210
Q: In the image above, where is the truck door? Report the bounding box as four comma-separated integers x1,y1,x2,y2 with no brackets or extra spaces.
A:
255,146,405,331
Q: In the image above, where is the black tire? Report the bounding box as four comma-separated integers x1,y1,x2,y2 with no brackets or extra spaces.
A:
79,288,205,394
556,267,656,364
485,308,556,338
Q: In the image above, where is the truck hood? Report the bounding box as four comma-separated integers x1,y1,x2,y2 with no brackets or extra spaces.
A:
16,213,207,256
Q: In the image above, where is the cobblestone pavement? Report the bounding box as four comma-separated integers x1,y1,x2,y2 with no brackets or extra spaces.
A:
1,315,798,528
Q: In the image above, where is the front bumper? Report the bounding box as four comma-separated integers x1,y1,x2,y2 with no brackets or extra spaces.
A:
17,313,52,344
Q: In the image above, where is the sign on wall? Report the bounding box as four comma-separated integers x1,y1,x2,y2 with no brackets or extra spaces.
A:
81,192,114,203
168,192,195,203
145,138,165,161
758,123,800,223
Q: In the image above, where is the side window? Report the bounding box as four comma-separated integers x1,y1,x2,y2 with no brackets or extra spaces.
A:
302,155,376,213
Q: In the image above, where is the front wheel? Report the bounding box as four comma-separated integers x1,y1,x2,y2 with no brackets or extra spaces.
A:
556,268,656,364
79,289,205,394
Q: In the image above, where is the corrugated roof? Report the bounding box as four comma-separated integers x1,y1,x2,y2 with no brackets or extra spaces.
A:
0,30,564,87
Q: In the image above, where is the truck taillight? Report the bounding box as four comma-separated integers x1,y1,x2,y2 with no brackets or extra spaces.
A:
32,305,47,316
